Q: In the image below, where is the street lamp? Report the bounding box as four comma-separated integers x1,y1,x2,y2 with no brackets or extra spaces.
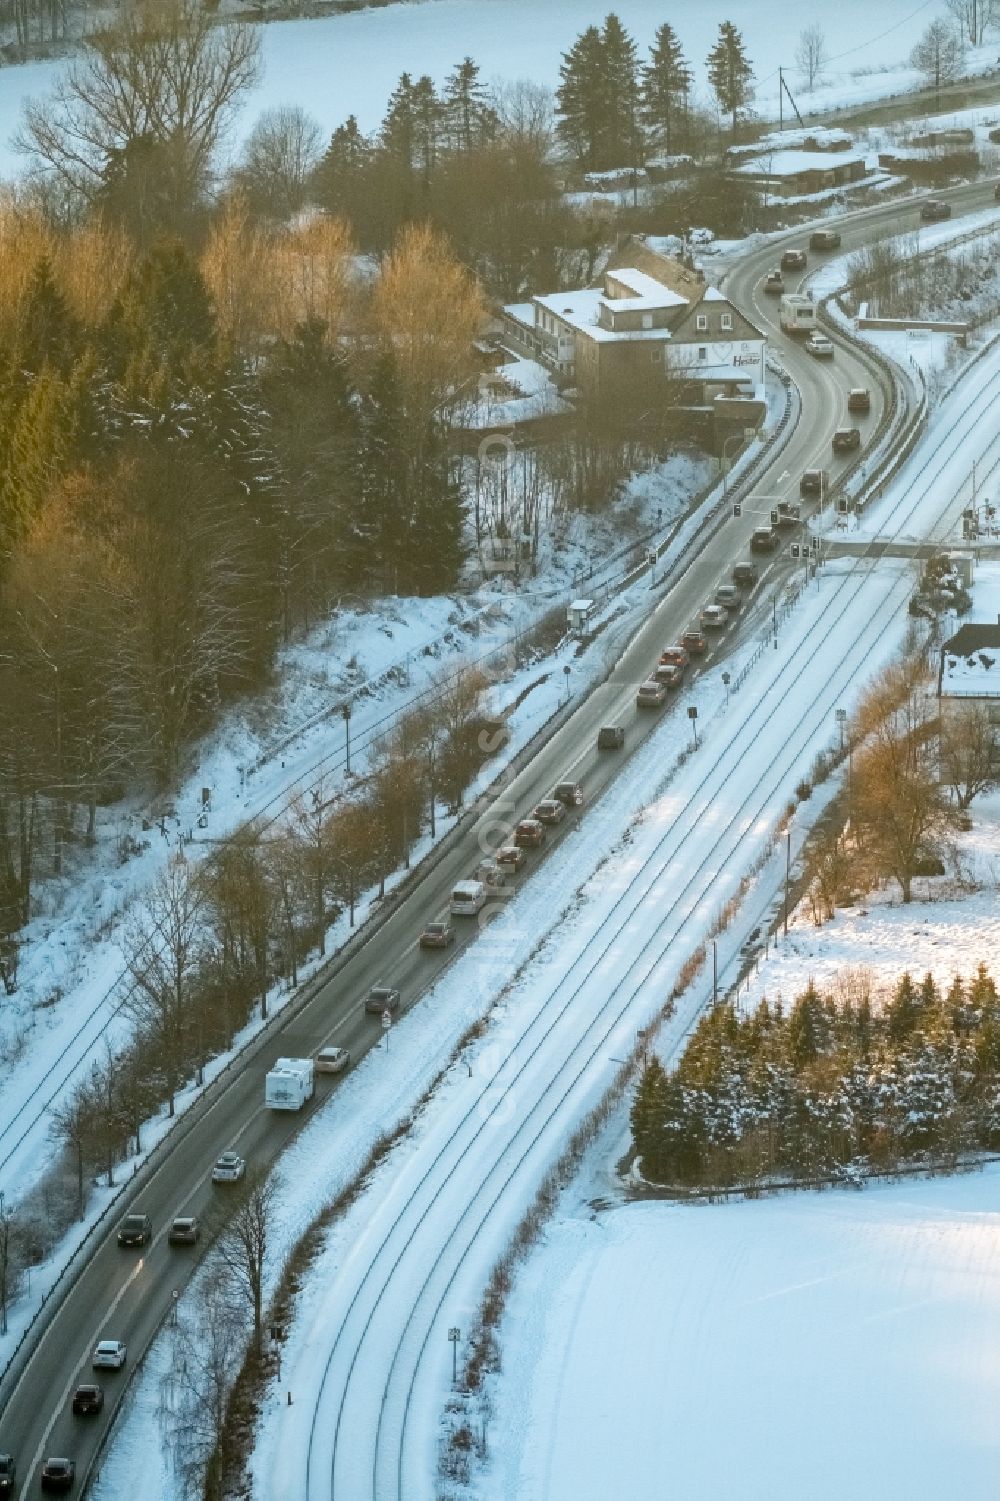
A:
563,664,571,703
720,432,744,499
448,1326,461,1386
835,707,847,752
722,670,731,707
784,821,793,938
341,702,352,776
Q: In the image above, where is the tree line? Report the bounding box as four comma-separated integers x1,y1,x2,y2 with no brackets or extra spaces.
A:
0,659,501,1332
631,964,1000,1190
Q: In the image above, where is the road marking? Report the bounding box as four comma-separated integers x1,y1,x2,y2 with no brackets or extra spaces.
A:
29,1255,146,1480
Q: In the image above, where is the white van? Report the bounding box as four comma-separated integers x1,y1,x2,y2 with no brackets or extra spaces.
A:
450,879,488,916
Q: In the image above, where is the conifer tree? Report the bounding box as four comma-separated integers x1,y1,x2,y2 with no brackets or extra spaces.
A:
17,256,80,381
556,24,607,170
360,350,409,593
601,14,642,168
442,58,495,154
887,972,919,1045
407,418,467,595
381,74,418,170
641,23,692,157
707,21,755,136
312,115,373,221
411,75,443,185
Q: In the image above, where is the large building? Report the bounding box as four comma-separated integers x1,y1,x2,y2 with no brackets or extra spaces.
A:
500,239,766,442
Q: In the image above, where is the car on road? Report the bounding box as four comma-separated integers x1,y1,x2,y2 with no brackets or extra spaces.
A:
71,1385,104,1417
681,628,707,655
0,1453,15,1497
659,645,689,670
495,843,527,869
168,1216,201,1246
364,983,401,1016
654,662,685,689
116,1213,151,1248
804,333,834,357
809,228,842,251
40,1459,75,1493
636,678,667,708
763,268,784,294
774,502,801,527
597,725,625,750
799,469,826,498
315,1045,352,1073
715,584,741,612
553,780,584,807
779,248,807,270
700,604,728,631
832,426,861,453
212,1152,245,1184
920,198,951,222
514,818,546,849
92,1340,127,1371
533,798,566,825
419,921,455,950
847,387,871,413
750,527,779,554
472,858,506,889
732,562,759,588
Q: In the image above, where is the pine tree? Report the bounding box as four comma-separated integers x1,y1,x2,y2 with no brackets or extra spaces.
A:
556,25,607,170
707,21,755,136
601,14,642,168
442,58,496,154
105,237,217,386
16,256,80,382
641,23,692,157
360,351,409,593
630,1055,669,1176
381,74,418,170
313,115,373,217
411,75,443,185
406,417,467,594
787,982,825,1067
887,972,919,1045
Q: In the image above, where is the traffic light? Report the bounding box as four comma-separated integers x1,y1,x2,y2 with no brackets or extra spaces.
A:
733,502,742,517
837,497,849,514
790,543,801,558
770,509,779,525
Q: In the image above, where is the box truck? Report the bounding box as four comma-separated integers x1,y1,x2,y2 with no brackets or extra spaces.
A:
265,1056,314,1110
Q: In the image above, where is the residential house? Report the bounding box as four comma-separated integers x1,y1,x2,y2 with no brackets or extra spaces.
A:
937,622,1000,745
731,146,868,199
500,240,765,443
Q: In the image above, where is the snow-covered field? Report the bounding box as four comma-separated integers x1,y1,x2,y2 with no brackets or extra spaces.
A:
0,0,992,180
481,1170,1000,1501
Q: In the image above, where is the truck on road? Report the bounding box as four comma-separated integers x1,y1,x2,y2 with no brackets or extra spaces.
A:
450,879,488,916
778,293,816,335
265,1056,314,1110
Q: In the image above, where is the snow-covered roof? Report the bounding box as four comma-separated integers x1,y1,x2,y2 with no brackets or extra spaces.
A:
940,630,1000,697
701,286,728,303
606,267,687,307
531,290,675,344
734,149,866,177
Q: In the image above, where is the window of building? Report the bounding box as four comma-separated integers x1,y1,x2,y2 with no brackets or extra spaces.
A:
695,314,708,331
642,313,653,330
698,346,707,360
650,347,661,362
721,313,733,331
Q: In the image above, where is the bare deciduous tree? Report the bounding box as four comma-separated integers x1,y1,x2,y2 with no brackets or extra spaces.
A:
945,0,999,45
18,0,260,240
50,1080,91,1219
234,105,323,222
910,19,967,103
159,1267,246,1500
940,702,999,809
795,24,828,91
214,1173,280,1358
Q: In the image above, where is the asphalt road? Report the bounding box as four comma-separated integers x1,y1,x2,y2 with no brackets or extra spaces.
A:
1,180,988,1493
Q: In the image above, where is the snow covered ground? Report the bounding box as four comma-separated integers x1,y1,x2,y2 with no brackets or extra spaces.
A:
481,1170,1000,1501
1,0,995,181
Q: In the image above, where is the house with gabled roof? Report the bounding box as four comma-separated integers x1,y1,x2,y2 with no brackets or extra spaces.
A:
938,622,1000,746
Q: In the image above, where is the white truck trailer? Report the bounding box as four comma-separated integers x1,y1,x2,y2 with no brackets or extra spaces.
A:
265,1056,315,1110
778,293,816,335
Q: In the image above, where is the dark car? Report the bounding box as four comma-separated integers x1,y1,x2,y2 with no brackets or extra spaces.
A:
681,628,708,655
597,725,625,750
799,469,826,498
533,799,567,825
364,983,401,1016
920,198,951,222
715,584,741,612
420,921,455,950
0,1453,15,1498
732,562,759,588
774,502,801,528
71,1385,104,1417
167,1216,201,1246
514,818,546,849
553,781,584,807
116,1213,151,1248
750,527,778,554
832,427,861,453
779,248,807,270
847,387,871,414
495,843,527,869
809,228,841,251
40,1459,75,1494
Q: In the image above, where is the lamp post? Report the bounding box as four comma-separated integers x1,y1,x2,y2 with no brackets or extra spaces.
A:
448,1326,461,1386
784,821,793,938
563,664,571,703
720,432,744,499
341,702,352,776
835,707,847,753
722,670,731,707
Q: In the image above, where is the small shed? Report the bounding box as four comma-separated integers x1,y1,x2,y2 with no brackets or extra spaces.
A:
567,598,597,632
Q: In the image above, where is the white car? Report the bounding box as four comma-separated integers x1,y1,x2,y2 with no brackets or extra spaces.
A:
700,604,729,630
92,1339,127,1370
805,334,834,358
211,1151,246,1184
315,1046,351,1074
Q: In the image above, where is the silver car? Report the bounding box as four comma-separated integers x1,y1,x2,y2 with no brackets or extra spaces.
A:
92,1340,127,1371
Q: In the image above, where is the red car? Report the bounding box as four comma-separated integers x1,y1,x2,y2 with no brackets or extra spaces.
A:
420,921,455,949
514,819,545,849
681,629,707,655
659,645,689,670
655,662,685,689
